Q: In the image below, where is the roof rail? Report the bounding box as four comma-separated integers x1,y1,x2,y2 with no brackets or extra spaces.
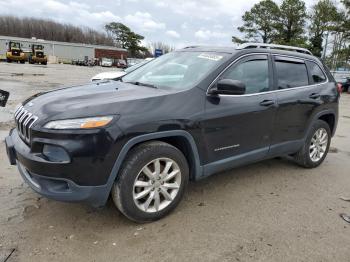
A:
183,46,200,49
236,43,312,55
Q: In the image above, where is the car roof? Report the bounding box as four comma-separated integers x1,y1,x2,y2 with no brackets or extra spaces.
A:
178,45,317,60
178,46,237,54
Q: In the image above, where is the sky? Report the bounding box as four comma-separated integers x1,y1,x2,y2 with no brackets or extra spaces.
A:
0,0,326,49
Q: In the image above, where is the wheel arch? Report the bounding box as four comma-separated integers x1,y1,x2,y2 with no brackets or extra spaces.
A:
318,113,336,135
101,130,203,205
312,109,337,136
300,109,337,147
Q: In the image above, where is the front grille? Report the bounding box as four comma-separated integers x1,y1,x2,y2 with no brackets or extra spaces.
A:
14,105,39,143
36,52,44,58
12,50,20,56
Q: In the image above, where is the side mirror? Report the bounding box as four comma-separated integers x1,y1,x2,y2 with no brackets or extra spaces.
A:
210,79,246,95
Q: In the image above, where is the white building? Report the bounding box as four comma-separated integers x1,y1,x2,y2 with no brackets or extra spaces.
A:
0,35,127,63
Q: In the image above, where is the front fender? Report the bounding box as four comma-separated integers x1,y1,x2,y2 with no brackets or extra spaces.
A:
100,130,203,205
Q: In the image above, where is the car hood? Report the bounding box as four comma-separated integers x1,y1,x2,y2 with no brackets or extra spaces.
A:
22,81,170,124
91,71,126,81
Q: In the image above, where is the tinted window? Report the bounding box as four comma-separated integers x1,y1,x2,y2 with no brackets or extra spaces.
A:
308,62,326,83
221,59,269,94
275,61,308,89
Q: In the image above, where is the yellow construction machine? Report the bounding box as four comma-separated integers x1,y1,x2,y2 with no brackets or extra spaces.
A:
6,41,26,63
28,44,47,65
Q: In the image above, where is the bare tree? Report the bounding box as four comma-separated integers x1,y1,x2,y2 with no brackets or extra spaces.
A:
0,16,114,46
147,42,176,55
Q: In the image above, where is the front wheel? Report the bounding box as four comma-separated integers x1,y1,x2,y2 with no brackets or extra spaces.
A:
112,141,189,223
294,120,331,168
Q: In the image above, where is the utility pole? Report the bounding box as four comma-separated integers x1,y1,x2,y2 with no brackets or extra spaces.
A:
322,32,329,61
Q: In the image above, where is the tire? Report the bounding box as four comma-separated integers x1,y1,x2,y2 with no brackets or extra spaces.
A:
294,120,331,168
6,58,11,63
20,60,25,64
112,141,189,223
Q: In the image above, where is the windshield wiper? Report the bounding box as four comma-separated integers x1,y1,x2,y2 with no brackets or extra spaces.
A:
125,81,157,89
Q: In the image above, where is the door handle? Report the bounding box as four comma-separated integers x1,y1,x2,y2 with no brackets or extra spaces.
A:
260,100,275,107
309,93,320,99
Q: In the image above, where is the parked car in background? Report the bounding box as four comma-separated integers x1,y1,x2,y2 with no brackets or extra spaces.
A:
116,59,127,69
72,59,96,67
101,58,113,67
91,58,154,81
332,71,350,92
6,44,339,222
127,58,144,67
335,77,350,93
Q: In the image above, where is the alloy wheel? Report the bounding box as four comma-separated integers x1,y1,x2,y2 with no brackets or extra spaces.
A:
132,158,182,213
309,128,328,162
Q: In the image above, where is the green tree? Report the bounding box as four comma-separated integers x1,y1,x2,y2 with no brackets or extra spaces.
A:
234,0,280,43
275,0,307,46
105,22,146,57
308,0,339,57
341,0,350,38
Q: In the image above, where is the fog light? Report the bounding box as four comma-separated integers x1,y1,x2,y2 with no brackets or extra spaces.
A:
42,145,70,162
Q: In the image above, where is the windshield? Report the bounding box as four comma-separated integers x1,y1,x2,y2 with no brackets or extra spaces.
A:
10,42,20,48
33,45,44,50
122,51,228,90
125,60,150,73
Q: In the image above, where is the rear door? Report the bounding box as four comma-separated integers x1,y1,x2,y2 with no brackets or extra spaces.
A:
203,54,277,164
270,56,327,155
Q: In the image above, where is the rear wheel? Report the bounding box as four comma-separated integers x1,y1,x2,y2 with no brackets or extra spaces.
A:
112,141,189,222
294,120,331,168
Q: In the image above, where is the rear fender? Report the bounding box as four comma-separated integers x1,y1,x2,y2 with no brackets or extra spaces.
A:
304,109,337,139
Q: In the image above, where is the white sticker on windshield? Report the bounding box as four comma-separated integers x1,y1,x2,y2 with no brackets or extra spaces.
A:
198,53,223,61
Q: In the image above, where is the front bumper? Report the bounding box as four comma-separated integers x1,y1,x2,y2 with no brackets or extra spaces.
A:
16,162,108,206
32,57,47,63
5,129,116,207
7,54,26,61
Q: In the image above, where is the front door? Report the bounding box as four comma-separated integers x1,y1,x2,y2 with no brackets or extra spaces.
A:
203,54,277,169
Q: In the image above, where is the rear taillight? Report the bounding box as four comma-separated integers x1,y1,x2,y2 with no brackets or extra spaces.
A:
337,83,342,94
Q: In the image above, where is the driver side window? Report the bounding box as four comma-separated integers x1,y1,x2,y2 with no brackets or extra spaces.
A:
221,57,269,94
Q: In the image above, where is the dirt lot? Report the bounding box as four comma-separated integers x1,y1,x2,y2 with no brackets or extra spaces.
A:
1,62,350,262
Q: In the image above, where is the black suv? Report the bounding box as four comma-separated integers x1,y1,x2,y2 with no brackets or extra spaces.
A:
5,44,339,222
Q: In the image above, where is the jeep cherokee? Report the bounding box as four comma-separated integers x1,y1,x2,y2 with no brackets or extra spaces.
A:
5,43,340,222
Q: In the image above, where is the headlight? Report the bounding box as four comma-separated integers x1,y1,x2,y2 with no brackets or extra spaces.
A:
44,116,113,129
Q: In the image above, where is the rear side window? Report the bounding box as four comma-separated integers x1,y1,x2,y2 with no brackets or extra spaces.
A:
275,60,309,89
307,61,327,84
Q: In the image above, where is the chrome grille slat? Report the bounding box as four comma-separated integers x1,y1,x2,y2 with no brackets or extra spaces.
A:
23,113,32,138
14,105,39,143
14,105,24,118
16,108,25,120
19,111,27,135
28,116,38,129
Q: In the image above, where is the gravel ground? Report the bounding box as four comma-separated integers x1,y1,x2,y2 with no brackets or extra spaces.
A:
0,62,350,262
